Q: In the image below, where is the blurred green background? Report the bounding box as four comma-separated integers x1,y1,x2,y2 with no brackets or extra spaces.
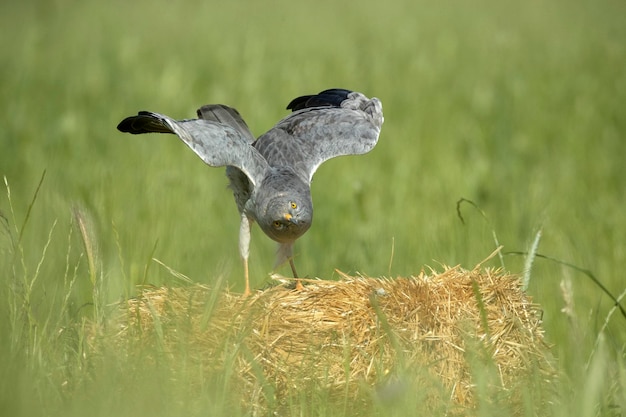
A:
1,0,625,415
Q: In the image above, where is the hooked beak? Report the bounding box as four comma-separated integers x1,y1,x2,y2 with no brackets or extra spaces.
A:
283,213,293,222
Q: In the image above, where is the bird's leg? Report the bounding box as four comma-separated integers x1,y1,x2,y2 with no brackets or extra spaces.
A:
289,258,299,278
289,258,304,291
276,243,304,291
243,256,250,297
239,214,252,296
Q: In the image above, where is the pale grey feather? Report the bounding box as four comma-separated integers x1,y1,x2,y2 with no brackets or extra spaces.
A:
196,104,256,143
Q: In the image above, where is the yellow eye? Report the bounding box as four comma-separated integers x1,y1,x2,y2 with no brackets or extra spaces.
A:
273,220,282,228
290,202,297,209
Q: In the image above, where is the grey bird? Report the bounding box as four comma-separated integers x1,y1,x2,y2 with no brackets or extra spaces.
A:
117,88,384,295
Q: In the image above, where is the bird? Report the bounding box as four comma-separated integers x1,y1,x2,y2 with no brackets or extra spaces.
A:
117,88,384,296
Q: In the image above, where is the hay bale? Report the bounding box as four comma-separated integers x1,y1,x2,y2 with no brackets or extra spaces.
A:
102,265,554,414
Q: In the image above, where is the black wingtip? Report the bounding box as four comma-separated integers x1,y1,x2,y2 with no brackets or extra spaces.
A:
117,116,137,133
117,111,169,134
286,88,353,111
117,112,151,133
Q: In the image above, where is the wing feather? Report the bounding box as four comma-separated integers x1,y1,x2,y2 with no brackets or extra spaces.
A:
117,111,268,186
253,91,383,182
196,104,256,143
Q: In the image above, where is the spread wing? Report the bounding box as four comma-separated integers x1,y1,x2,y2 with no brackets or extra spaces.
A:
252,89,384,182
117,109,269,187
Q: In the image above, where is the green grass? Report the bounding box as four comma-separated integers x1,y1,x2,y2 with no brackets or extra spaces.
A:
1,0,625,415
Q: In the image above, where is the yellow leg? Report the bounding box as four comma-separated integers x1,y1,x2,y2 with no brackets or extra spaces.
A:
289,258,304,291
240,214,252,297
243,257,251,297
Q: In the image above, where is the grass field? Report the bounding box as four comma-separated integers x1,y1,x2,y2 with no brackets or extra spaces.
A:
1,0,625,415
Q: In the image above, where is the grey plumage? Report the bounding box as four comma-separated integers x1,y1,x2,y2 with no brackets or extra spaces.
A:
117,88,384,295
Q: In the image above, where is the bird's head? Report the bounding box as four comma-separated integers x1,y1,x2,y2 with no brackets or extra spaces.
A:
258,195,312,243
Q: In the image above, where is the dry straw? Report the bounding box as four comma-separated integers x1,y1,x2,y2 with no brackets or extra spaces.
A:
100,254,554,414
